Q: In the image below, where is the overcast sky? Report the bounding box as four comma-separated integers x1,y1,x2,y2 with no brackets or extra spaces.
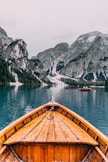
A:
0,0,108,58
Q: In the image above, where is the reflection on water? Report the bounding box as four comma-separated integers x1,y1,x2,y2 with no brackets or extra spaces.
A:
47,85,64,101
0,85,108,137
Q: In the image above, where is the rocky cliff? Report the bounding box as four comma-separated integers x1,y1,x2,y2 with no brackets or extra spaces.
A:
33,31,108,86
61,31,108,81
0,27,40,86
0,27,108,86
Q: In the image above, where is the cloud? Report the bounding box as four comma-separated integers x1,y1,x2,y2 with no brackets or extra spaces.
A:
0,0,108,57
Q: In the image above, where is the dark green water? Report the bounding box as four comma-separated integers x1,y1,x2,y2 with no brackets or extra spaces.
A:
0,85,108,136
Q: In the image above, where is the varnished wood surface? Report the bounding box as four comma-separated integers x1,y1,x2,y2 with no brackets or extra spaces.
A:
0,146,20,162
13,143,91,162
0,102,108,161
5,111,98,145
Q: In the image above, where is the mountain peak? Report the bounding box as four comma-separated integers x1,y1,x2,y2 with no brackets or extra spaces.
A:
0,27,7,36
77,31,102,43
77,31,108,43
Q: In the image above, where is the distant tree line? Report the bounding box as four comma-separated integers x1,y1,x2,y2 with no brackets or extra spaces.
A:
105,78,108,87
0,57,41,86
14,69,41,86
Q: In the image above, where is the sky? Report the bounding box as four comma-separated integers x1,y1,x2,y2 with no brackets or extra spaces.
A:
0,0,108,58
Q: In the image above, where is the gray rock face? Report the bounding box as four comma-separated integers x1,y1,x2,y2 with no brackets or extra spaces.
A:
61,31,108,81
33,43,68,72
0,27,28,71
0,27,40,85
5,39,29,71
0,27,13,56
34,31,108,83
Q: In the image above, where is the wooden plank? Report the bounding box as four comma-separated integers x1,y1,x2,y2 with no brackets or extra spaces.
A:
38,144,47,162
22,120,46,142
55,111,98,145
5,128,16,139
0,135,6,146
55,144,62,161
54,111,80,142
21,145,27,162
33,144,41,162
69,144,90,161
95,146,108,162
80,145,91,161
4,114,45,144
69,144,75,161
0,145,7,155
47,144,55,161
68,122,98,145
15,121,24,130
35,119,50,142
0,148,10,161
53,113,67,142
13,144,25,160
27,145,34,162
46,119,55,142
5,153,14,161
44,144,48,162
61,145,70,161
76,145,82,161
58,116,80,142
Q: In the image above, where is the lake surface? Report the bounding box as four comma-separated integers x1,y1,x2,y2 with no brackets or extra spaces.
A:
0,85,108,137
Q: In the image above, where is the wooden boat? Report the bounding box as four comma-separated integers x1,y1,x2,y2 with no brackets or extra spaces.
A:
79,87,92,91
0,102,108,162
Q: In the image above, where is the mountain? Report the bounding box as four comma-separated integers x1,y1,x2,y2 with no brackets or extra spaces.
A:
33,31,108,86
0,27,41,86
61,31,108,81
0,27,108,86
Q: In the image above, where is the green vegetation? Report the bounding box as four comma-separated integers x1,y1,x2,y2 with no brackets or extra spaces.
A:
61,78,105,87
105,79,108,87
0,58,15,84
0,57,41,87
14,69,41,86
61,78,78,86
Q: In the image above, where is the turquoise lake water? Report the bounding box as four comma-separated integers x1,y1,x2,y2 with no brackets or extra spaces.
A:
0,85,108,136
